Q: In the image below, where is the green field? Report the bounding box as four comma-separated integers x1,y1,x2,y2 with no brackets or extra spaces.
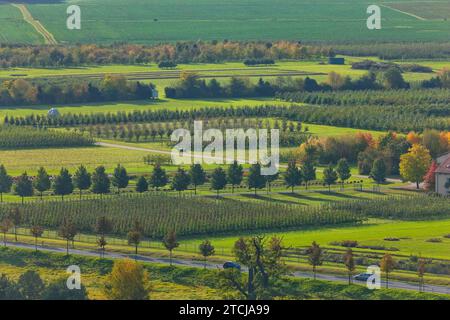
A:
0,97,296,120
0,3,42,44
183,219,450,260
1,0,450,44
0,58,445,84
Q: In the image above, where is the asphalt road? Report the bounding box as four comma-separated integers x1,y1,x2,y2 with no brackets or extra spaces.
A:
3,241,449,296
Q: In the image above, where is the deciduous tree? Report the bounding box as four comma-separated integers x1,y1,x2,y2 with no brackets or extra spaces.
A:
380,253,396,288
322,165,338,192
199,240,215,269
343,249,356,284
400,144,432,189
106,259,149,300
308,241,323,280
0,165,12,202
163,230,179,266
220,236,285,300
30,225,44,252
58,219,77,255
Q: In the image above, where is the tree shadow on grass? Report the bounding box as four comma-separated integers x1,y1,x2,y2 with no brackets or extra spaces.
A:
357,189,387,196
280,192,333,203
315,191,361,200
240,193,302,205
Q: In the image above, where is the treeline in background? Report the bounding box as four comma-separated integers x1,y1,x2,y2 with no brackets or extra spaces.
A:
0,41,331,68
0,75,154,106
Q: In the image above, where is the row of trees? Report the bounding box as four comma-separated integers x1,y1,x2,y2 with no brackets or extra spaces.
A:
0,41,332,68
165,68,426,101
0,75,154,106
0,159,358,202
281,88,450,107
220,237,428,299
0,125,93,150
7,103,449,134
0,238,430,300
334,42,450,60
165,74,276,99
0,165,113,203
84,119,310,147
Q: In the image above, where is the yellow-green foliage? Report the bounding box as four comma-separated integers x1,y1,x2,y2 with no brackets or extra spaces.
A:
0,126,94,150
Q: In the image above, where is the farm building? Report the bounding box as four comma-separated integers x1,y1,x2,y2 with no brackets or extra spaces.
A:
435,152,450,196
328,57,345,65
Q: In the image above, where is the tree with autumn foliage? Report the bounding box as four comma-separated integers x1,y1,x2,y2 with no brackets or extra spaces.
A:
343,249,356,284
220,236,285,300
308,241,323,280
400,144,432,189
423,161,438,192
406,131,421,145
380,253,396,289
105,259,150,300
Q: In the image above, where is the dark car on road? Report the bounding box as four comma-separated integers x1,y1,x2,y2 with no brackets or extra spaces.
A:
353,273,372,282
223,261,241,271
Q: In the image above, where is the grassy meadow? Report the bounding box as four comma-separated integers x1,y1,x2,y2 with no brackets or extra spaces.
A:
182,218,450,260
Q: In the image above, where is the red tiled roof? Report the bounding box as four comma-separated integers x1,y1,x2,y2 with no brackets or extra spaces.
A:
436,155,450,174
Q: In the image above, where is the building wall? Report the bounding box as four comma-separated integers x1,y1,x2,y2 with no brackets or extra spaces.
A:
436,173,450,196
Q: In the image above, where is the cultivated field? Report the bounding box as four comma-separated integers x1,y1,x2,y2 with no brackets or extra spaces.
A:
1,0,450,44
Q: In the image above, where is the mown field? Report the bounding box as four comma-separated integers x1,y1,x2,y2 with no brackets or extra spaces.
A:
0,0,448,44
183,218,450,260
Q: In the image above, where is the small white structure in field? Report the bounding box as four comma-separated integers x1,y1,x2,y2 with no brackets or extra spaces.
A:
48,108,60,118
435,152,450,196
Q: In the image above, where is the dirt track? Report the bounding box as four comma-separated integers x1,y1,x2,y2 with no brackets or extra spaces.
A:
12,3,57,44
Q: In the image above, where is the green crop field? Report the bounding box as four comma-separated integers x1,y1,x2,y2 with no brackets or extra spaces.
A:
0,3,42,44
0,0,450,44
